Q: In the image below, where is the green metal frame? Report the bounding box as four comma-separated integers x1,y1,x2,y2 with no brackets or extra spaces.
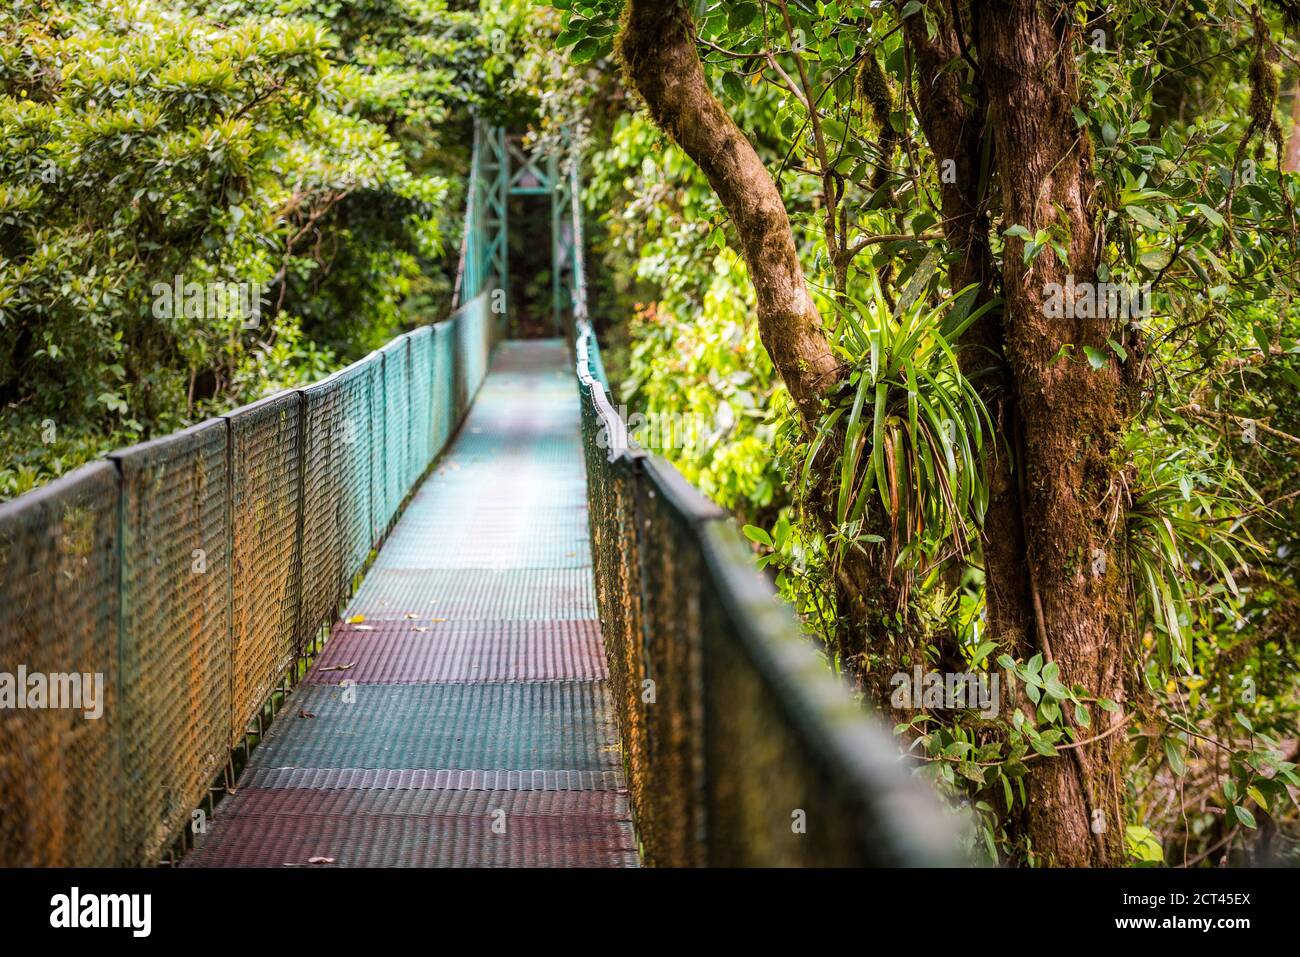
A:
552,147,577,338
482,125,509,337
454,125,575,339
456,122,510,321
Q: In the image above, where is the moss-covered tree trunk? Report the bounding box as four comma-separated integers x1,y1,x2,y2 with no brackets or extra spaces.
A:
980,0,1131,866
902,2,1038,678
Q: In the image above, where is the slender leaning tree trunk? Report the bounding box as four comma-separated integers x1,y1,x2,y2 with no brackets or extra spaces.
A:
616,0,841,427
981,0,1130,866
619,0,912,685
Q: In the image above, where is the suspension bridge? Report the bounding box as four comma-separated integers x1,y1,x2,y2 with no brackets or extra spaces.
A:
0,125,955,868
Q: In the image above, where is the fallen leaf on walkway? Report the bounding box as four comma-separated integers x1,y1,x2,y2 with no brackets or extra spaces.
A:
317,662,354,673
298,709,316,719
412,627,430,633
347,614,365,624
307,856,335,865
352,624,375,631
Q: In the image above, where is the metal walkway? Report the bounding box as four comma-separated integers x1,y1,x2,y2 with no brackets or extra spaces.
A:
185,340,639,867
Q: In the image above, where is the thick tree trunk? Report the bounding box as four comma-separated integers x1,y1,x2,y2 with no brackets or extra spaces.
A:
981,0,1130,866
903,0,1044,858
616,0,841,426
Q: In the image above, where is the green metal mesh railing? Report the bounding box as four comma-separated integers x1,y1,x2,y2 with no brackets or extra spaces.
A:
0,311,495,867
226,390,300,750
0,123,502,867
431,323,455,457
380,337,411,532
368,355,387,544
298,368,347,651
113,419,231,863
566,160,961,866
337,359,376,596
408,327,434,492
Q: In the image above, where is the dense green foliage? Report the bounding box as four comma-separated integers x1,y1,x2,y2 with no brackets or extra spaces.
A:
0,0,480,497
531,0,1300,865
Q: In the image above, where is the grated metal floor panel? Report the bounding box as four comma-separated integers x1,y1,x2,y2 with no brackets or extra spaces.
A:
238,767,626,791
307,619,607,684
346,568,597,620
244,682,620,771
185,340,638,868
183,788,638,868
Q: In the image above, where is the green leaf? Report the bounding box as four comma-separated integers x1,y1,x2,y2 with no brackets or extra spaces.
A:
1164,737,1186,777
1030,736,1058,757
742,524,772,547
570,36,601,63
1140,249,1172,271
1125,205,1163,230
1125,825,1164,863
1083,346,1108,370
1194,202,1225,228
822,118,849,144
1044,679,1069,701
1074,701,1091,728
727,2,760,29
